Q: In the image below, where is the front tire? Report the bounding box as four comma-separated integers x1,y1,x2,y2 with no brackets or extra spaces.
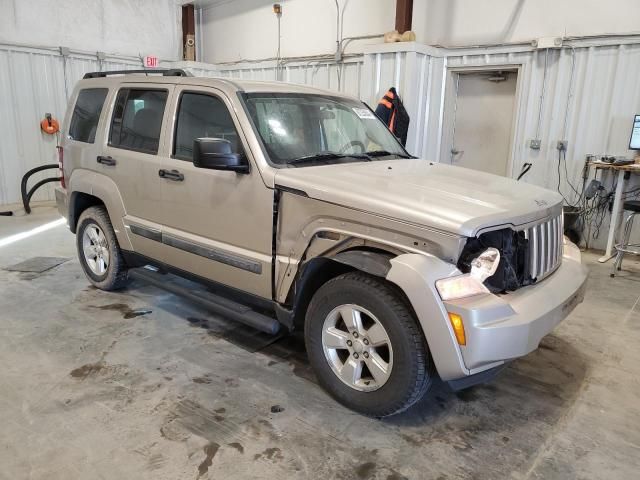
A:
76,206,129,291
305,271,433,417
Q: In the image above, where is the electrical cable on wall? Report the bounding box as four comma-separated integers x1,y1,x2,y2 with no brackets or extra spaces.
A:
534,48,549,142
273,4,283,81
60,48,70,102
556,148,583,207
561,46,577,140
334,0,342,89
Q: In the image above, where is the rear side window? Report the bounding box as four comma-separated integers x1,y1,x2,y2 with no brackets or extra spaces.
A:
109,88,168,154
173,92,243,161
68,88,108,143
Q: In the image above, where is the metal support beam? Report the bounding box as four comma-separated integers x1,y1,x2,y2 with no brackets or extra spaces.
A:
395,0,413,34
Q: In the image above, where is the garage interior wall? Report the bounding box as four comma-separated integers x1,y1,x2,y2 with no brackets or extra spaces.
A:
0,0,638,249
0,0,182,60
200,0,640,63
199,0,396,64
179,0,640,250
0,0,183,209
412,0,640,47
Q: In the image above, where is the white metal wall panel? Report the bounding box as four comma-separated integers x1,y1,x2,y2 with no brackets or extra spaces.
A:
431,45,640,192
211,58,365,97
0,44,141,206
419,43,640,249
0,49,65,206
362,52,408,105
2,40,639,250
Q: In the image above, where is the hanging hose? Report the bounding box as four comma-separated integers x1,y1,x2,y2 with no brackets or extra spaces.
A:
21,164,61,214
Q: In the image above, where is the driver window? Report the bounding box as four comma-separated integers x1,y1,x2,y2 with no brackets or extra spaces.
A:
252,100,312,160
173,92,243,161
321,107,369,153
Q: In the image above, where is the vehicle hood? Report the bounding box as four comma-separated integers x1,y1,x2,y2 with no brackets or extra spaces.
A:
274,159,563,237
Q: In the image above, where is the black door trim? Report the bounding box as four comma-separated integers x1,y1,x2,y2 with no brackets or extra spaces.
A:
129,224,162,242
162,234,263,274
129,223,262,275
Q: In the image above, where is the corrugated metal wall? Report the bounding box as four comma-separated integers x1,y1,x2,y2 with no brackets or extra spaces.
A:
0,44,142,206
207,57,365,99
2,39,639,250
439,43,640,198
360,41,640,249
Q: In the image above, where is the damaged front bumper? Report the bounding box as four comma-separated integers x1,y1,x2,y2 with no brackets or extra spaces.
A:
386,241,588,384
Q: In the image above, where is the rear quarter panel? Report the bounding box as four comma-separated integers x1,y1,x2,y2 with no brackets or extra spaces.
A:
69,169,132,250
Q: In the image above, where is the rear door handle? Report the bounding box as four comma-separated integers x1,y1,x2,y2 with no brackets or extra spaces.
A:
97,155,116,166
158,169,184,182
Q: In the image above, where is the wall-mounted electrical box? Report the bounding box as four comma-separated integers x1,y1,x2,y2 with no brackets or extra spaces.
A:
531,37,563,49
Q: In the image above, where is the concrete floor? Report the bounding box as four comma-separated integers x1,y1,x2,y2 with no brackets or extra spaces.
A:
1,206,639,480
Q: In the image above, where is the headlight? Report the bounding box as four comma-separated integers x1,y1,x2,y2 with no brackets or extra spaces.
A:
436,248,500,301
436,274,488,301
470,247,500,282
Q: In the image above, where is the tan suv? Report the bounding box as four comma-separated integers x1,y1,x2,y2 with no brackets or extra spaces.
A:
56,69,588,417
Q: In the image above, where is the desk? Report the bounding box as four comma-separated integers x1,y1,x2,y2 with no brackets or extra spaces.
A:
589,162,640,263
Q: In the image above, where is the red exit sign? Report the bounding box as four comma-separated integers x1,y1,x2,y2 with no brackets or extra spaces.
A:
144,55,159,68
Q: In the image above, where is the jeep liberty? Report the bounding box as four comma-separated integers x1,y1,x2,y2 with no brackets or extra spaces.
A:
56,69,588,417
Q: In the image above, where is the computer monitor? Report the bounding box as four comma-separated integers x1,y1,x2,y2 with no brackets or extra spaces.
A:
630,114,640,150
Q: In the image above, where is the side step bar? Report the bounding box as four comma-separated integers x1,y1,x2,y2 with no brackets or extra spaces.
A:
130,268,281,335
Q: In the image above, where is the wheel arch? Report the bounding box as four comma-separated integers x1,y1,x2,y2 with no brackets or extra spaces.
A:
69,191,105,233
286,248,397,330
67,170,132,250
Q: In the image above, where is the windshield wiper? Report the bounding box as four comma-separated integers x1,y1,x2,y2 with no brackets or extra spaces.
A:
366,150,412,159
288,151,371,166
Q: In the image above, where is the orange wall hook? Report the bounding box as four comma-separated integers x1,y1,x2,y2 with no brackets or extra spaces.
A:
40,113,60,135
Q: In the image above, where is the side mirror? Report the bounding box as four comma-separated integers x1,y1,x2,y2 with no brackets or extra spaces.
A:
193,138,249,173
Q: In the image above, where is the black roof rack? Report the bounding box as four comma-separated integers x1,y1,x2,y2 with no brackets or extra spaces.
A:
83,69,192,79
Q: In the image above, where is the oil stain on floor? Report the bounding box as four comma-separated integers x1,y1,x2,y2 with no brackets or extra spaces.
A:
90,302,153,319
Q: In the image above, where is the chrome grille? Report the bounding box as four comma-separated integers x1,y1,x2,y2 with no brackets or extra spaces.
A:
523,214,563,280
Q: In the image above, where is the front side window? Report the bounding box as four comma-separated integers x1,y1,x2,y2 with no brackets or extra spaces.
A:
68,88,108,143
109,88,168,154
242,93,409,167
173,92,243,161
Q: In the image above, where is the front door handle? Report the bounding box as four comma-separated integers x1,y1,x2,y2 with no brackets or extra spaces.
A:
97,155,116,166
158,169,184,181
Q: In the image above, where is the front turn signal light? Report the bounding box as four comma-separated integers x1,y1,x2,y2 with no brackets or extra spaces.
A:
448,312,466,346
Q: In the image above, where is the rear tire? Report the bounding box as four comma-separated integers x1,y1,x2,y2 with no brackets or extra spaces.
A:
305,271,433,417
76,206,129,291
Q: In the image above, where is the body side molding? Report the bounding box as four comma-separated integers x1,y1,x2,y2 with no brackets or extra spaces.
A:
128,224,262,275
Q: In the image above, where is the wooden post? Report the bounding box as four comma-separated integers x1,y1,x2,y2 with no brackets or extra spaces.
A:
395,0,413,34
182,4,196,61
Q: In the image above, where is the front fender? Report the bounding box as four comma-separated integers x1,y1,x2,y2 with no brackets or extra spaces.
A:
386,253,469,380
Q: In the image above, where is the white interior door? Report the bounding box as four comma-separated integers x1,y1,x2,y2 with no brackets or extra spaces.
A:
449,71,517,176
